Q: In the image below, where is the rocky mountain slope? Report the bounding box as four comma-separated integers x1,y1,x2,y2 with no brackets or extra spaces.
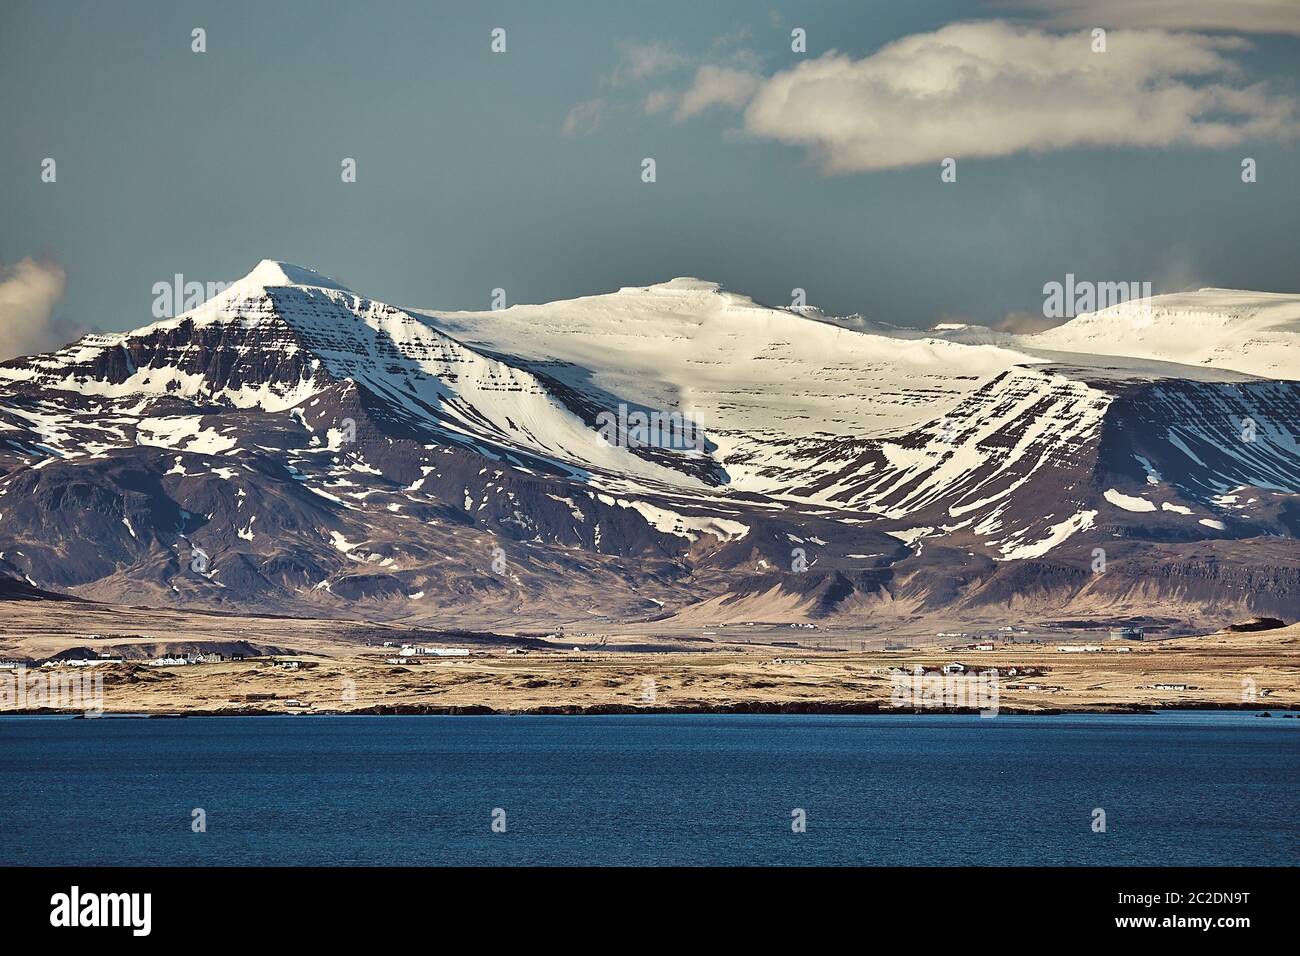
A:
0,261,1296,629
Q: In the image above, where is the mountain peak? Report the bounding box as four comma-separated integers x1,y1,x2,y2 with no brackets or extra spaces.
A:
637,278,724,293
240,259,351,292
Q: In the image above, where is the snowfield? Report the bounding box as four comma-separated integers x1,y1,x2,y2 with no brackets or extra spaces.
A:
1028,288,1300,381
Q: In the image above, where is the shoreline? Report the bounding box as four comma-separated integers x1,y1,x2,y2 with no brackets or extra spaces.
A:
5,701,1298,718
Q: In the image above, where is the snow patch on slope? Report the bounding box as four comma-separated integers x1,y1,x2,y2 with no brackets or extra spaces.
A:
1104,488,1157,512
997,510,1097,561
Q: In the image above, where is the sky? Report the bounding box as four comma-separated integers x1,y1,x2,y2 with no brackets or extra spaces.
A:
1,0,1298,356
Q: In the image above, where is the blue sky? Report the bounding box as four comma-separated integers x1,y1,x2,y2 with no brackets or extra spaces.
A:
1,0,1297,351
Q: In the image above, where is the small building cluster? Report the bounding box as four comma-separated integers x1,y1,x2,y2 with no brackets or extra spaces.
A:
42,654,124,667
936,626,1029,645
893,662,1043,679
148,652,224,667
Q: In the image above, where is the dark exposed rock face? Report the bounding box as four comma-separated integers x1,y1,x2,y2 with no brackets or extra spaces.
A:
0,572,77,602
1227,617,1288,632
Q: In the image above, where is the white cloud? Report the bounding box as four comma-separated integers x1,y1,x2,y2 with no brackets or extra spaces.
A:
562,97,607,136
1002,0,1300,37
742,22,1299,173
0,258,78,361
675,66,763,120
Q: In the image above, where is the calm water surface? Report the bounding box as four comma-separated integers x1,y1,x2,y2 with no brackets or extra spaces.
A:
0,711,1295,865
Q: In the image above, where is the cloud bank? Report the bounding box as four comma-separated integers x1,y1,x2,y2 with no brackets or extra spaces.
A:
1003,0,1300,37
742,23,1298,173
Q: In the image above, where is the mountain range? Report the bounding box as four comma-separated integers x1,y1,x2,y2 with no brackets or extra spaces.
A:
2,260,1297,631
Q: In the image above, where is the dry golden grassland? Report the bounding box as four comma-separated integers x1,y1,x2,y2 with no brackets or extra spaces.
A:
2,601,1296,715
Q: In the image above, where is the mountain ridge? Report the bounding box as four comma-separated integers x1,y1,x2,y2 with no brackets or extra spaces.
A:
1,260,1297,629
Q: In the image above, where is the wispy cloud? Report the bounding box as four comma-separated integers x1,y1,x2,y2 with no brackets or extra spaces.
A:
0,258,79,361
994,310,1068,334
643,89,676,115
608,40,689,86
675,66,763,120
563,33,763,133
562,97,607,136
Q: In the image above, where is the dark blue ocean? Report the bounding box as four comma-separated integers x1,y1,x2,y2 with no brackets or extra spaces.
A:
0,712,1295,866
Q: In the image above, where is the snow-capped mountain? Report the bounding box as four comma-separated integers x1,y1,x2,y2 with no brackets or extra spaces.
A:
1,260,1297,628
1027,288,1300,380
425,277,1034,497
